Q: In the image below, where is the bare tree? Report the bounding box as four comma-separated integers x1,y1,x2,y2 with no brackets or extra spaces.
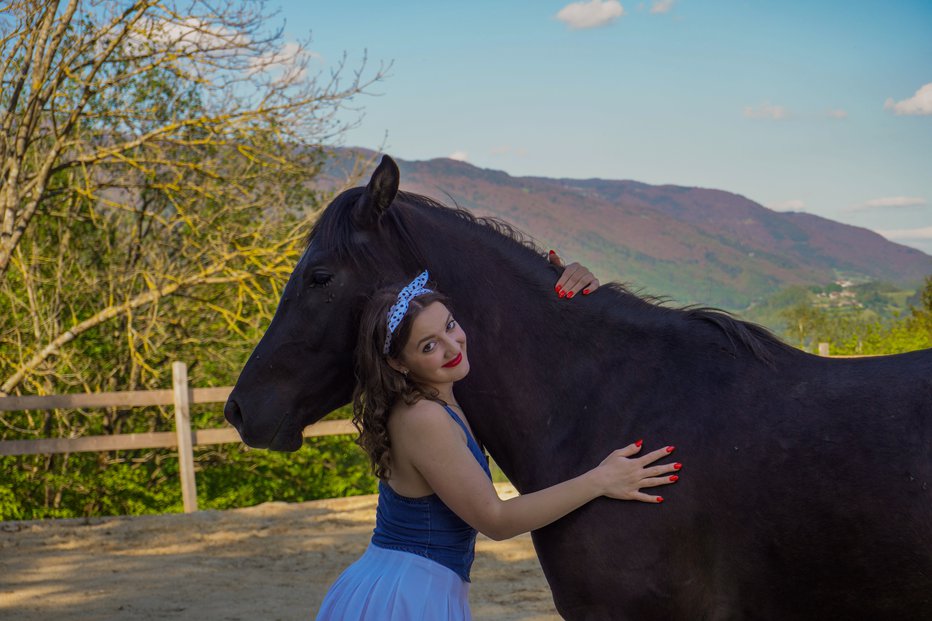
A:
0,0,384,395
0,0,384,518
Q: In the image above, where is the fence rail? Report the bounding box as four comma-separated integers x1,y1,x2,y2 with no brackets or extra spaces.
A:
0,362,355,513
0,345,864,515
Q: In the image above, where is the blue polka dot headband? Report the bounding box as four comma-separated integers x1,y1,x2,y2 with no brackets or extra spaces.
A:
383,270,433,354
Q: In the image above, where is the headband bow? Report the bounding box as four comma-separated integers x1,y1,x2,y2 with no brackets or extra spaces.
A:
383,270,433,354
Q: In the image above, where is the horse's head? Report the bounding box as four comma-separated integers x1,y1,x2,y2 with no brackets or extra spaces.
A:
225,155,411,450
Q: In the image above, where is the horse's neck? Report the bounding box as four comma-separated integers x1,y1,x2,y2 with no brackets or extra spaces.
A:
413,211,648,491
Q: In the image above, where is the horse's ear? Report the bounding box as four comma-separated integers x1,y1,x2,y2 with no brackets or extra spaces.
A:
353,155,400,229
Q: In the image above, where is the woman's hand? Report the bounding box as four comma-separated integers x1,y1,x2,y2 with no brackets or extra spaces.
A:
548,250,600,298
590,442,681,504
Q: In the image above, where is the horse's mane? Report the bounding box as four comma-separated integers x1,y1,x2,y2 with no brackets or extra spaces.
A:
308,187,790,364
307,188,545,265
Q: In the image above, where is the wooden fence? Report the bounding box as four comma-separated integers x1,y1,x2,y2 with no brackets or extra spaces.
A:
0,361,355,513
0,344,858,515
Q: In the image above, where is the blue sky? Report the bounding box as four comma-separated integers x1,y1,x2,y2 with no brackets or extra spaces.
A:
274,0,932,254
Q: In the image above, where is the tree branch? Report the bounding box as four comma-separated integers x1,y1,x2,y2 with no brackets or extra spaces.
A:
1,260,231,395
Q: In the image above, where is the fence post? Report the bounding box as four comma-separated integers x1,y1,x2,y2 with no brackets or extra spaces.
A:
818,342,830,357
172,361,198,513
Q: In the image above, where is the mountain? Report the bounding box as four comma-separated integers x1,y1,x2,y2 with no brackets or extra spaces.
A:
321,149,932,310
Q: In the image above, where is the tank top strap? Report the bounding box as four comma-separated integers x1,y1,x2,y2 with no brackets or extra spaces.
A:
441,403,479,448
440,404,490,478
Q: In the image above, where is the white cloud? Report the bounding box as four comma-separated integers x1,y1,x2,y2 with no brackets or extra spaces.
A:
650,0,675,14
847,196,927,212
249,41,315,84
768,199,806,212
556,1,624,30
884,82,932,116
826,108,848,119
133,17,248,54
877,226,932,241
863,196,926,208
743,102,788,120
449,151,469,162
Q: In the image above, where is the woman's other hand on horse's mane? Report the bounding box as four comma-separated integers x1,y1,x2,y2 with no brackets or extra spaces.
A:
549,250,600,299
588,442,680,504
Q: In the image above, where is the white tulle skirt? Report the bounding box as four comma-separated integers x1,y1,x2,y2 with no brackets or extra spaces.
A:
315,544,471,620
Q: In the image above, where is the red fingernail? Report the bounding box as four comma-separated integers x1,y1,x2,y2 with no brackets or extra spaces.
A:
674,462,682,470
558,290,566,298
555,284,562,293
567,291,575,298
635,439,643,447
583,288,590,295
669,475,678,482
666,446,675,453
549,249,555,255
656,496,664,503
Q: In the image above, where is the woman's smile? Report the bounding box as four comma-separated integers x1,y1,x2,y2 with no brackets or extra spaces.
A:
442,352,463,368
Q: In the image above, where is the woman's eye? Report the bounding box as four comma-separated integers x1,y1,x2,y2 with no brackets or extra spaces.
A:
422,342,435,353
446,320,456,330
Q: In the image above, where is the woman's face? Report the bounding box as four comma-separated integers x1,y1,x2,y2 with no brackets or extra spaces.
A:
394,301,469,386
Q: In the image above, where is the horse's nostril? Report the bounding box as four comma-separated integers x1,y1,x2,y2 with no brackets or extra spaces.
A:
224,398,243,430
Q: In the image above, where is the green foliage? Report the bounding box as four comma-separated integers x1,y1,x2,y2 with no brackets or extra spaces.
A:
0,402,376,520
0,249,381,520
744,278,927,334
772,275,932,355
0,0,388,521
195,435,377,512
742,285,813,332
0,484,25,521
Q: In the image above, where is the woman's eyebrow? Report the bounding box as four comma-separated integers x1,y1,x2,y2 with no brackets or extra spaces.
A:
415,313,453,346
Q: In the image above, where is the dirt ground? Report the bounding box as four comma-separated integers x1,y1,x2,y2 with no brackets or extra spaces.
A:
0,483,559,620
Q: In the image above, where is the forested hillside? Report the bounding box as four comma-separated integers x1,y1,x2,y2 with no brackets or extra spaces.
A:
322,149,931,312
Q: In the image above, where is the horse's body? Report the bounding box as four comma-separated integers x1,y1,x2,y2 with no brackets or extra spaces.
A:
226,157,932,620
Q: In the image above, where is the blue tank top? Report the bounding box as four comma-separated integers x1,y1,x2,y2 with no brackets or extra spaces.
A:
370,403,492,582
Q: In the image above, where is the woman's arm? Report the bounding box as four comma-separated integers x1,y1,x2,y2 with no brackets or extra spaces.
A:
391,401,679,542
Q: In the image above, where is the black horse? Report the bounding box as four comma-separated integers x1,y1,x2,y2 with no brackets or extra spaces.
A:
225,156,932,620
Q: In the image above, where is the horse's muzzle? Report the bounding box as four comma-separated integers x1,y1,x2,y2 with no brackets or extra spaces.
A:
224,398,248,439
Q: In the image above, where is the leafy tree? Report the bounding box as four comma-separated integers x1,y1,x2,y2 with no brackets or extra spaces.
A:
777,276,932,355
913,275,932,325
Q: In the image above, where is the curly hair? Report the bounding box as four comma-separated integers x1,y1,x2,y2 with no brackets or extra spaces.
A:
352,283,453,480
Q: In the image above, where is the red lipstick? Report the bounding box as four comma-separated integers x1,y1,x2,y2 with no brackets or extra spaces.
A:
442,352,463,368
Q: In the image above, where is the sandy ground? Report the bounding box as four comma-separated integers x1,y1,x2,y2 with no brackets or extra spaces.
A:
0,483,559,620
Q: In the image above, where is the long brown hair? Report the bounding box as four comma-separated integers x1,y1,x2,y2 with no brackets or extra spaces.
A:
352,282,453,480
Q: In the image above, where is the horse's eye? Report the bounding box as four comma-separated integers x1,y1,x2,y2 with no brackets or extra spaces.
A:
311,271,332,286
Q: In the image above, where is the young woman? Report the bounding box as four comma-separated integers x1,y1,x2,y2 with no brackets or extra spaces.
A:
315,256,681,620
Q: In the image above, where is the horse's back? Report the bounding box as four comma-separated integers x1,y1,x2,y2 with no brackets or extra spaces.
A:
536,346,932,620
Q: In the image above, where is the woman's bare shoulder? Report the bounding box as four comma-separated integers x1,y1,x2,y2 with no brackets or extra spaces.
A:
388,399,456,437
